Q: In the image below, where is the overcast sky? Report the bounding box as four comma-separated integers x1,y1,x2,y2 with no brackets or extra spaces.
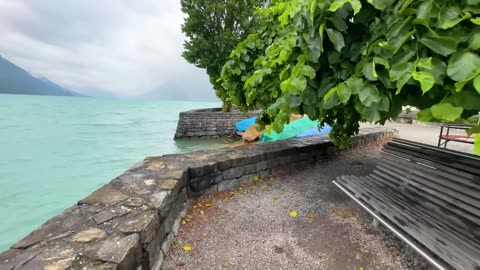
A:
0,0,217,101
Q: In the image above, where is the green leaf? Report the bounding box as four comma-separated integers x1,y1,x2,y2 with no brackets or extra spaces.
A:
419,35,459,56
469,31,480,50
431,103,463,122
438,6,464,29
324,90,339,110
328,1,346,13
416,108,433,122
310,0,318,21
301,87,317,105
301,65,316,79
412,71,435,94
349,0,362,15
367,0,394,10
378,95,390,111
475,135,480,156
324,86,337,105
455,81,468,92
337,83,352,104
467,126,480,136
447,52,480,82
287,95,302,108
471,18,480,25
373,57,389,68
328,0,361,15
363,61,377,81
290,76,307,92
389,62,413,94
345,78,363,94
417,1,432,20
326,28,345,52
474,75,480,94
416,57,433,70
363,103,381,122
328,16,348,32
359,84,381,107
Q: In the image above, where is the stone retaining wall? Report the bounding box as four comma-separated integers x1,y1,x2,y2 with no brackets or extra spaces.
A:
174,108,258,138
0,127,393,270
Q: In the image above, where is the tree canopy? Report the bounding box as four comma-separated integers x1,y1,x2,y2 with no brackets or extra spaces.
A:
181,0,267,110
220,0,480,154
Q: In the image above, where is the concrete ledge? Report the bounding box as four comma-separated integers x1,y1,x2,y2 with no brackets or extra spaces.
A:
174,108,258,138
0,127,393,270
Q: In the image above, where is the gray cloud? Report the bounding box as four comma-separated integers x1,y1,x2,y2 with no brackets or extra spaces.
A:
0,0,217,100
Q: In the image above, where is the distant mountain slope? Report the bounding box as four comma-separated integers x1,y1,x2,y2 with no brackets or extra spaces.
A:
0,55,81,96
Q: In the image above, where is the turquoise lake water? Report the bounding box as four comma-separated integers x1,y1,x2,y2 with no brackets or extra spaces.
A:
0,94,227,251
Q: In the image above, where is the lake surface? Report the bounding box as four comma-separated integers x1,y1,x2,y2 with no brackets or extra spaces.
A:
0,94,228,251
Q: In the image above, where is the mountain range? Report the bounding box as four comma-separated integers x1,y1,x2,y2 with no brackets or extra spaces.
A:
0,55,81,97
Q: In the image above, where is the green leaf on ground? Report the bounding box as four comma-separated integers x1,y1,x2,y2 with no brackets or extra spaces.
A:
431,103,463,122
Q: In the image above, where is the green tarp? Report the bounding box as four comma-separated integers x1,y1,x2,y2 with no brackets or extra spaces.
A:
260,117,319,143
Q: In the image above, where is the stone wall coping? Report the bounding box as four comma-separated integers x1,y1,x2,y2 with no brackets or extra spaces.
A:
0,127,393,270
174,108,259,139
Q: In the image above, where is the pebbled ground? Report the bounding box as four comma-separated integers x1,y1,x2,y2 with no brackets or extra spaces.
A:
162,144,432,270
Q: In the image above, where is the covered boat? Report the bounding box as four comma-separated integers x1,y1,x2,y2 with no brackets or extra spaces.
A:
260,117,320,143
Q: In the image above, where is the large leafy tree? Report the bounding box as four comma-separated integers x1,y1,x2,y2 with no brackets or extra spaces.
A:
181,0,267,111
220,0,480,154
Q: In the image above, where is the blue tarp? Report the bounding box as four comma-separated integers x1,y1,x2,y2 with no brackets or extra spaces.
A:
235,116,256,132
297,124,332,137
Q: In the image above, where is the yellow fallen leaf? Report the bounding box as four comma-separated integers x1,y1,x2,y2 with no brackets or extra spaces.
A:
253,175,260,182
351,217,358,221
202,233,208,237
197,203,203,207
290,211,298,217
308,213,315,219
182,220,186,225
359,267,364,270
182,245,192,251
205,203,213,207
200,210,204,215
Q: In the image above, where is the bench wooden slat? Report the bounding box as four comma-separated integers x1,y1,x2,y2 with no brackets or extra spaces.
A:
368,171,480,243
337,176,480,270
391,138,480,165
381,152,480,197
376,160,480,220
338,175,480,269
384,142,480,176
351,174,480,250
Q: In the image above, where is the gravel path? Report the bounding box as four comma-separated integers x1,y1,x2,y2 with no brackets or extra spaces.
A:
162,144,432,270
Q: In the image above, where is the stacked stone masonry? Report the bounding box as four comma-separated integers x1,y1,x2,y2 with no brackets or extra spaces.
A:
174,108,259,138
0,127,393,270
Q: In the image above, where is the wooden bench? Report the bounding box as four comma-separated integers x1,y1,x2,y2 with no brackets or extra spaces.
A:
333,138,480,270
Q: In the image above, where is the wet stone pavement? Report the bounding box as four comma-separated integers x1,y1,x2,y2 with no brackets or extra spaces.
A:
162,144,432,270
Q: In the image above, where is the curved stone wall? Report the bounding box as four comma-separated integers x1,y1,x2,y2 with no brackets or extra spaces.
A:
0,127,392,270
174,108,259,138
